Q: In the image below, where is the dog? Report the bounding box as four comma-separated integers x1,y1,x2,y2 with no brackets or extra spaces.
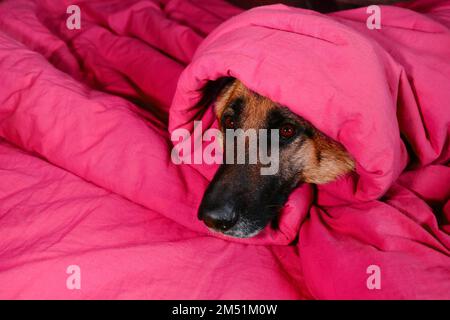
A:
198,0,408,238
197,78,355,238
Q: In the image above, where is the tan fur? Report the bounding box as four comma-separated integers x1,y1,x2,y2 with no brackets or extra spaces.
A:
215,81,240,123
299,133,355,184
241,92,276,130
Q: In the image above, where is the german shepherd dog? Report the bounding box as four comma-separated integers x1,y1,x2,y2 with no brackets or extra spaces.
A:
198,0,409,238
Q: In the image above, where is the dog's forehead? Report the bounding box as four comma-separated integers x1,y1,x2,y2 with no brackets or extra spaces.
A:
216,80,278,129
241,90,277,130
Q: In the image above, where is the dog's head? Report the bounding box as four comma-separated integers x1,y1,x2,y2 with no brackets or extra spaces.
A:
198,78,354,238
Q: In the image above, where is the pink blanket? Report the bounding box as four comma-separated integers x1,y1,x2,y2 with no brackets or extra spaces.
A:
0,0,449,299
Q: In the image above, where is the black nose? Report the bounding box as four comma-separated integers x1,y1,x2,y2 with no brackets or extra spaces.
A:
199,204,238,232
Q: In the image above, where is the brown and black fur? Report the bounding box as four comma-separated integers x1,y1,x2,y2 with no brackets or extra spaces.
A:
198,78,354,238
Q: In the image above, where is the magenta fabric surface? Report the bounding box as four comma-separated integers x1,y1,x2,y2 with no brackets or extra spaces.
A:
0,0,449,299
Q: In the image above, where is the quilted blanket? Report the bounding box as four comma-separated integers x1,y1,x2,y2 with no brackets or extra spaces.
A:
0,0,449,299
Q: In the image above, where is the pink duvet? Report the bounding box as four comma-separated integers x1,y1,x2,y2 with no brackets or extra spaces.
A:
0,0,449,299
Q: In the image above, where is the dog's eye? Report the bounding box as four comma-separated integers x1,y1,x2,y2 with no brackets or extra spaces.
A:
279,123,297,139
223,115,235,129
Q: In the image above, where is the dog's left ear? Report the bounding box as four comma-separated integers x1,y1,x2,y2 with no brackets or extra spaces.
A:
194,77,235,110
301,132,355,184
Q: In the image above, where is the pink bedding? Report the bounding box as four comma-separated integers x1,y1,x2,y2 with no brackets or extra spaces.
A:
0,0,449,299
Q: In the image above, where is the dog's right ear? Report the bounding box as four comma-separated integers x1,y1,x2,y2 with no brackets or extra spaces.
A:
194,77,236,113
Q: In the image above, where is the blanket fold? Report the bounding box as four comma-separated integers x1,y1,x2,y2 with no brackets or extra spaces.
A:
0,0,449,299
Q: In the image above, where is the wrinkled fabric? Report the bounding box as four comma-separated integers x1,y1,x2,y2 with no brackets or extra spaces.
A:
0,0,449,299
